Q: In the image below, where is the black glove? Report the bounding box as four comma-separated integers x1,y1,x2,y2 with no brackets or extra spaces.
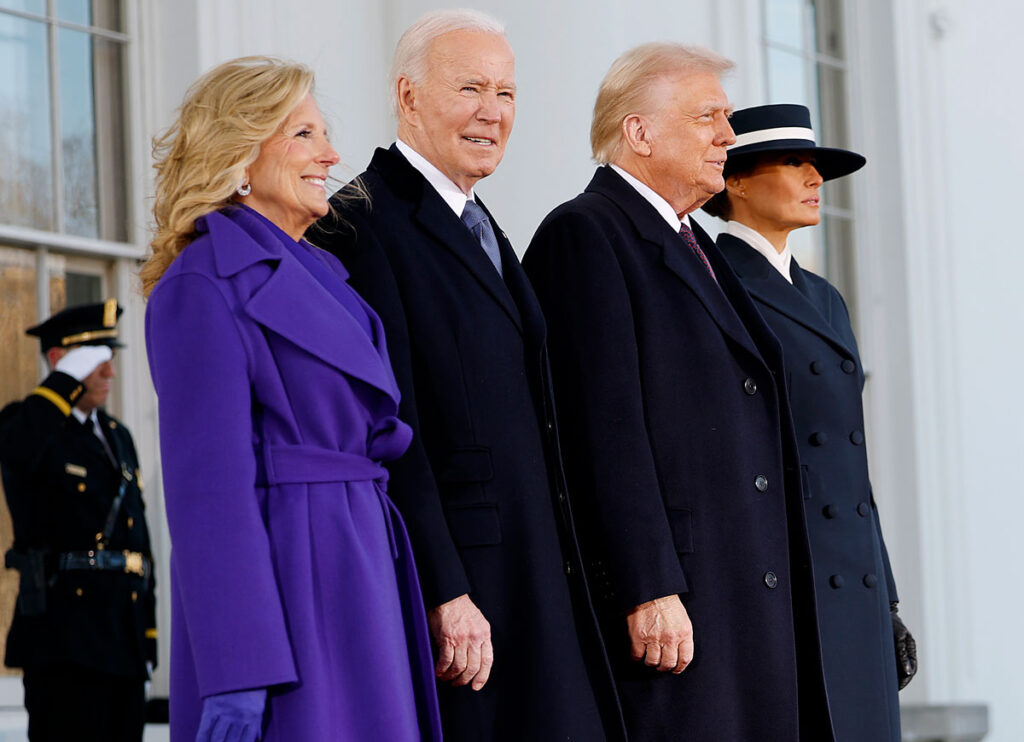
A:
891,602,917,690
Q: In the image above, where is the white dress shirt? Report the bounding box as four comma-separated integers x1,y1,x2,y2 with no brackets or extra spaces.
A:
72,407,116,465
726,221,793,284
609,164,692,232
395,139,474,217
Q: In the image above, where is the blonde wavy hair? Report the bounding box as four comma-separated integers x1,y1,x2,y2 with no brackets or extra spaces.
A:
140,56,314,298
591,43,733,165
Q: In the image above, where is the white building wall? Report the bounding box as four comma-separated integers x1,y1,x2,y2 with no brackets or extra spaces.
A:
127,2,1023,738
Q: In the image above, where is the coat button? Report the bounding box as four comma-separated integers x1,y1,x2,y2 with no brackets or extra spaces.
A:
754,475,768,492
849,430,864,445
810,361,824,375
743,378,758,395
77,483,86,492
829,574,844,589
841,359,856,374
857,502,870,517
127,517,134,529
75,588,84,597
764,571,778,589
810,431,828,446
131,591,138,602
863,574,878,588
823,504,838,519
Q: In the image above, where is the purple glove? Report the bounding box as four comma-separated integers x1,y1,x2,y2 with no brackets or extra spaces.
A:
196,688,267,742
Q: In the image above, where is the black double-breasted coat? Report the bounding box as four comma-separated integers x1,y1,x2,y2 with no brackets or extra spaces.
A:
522,166,833,742
719,232,902,741
311,146,622,741
0,370,157,679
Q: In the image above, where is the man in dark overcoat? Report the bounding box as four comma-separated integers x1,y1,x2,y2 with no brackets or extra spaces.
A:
522,43,833,741
310,9,621,741
0,300,157,742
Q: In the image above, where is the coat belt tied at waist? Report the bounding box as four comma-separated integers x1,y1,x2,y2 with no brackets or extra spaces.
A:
255,443,400,558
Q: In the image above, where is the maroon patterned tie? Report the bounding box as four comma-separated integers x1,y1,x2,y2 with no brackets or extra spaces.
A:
679,222,718,283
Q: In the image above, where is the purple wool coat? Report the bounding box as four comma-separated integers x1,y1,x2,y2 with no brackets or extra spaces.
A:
145,206,441,741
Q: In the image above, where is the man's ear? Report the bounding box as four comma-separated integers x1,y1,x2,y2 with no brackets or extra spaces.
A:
621,114,653,157
45,347,66,370
396,76,419,124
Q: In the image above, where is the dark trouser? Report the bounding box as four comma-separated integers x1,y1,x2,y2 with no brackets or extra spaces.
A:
23,663,145,742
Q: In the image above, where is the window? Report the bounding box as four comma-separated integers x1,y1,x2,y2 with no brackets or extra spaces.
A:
0,0,128,685
762,0,858,308
0,0,128,242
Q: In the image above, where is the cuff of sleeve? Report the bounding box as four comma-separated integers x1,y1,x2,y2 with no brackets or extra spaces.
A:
31,372,85,416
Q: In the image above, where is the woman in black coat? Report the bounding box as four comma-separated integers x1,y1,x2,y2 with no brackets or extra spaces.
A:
706,103,917,742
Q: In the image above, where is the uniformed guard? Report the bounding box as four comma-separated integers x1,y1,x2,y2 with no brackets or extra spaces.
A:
0,299,157,742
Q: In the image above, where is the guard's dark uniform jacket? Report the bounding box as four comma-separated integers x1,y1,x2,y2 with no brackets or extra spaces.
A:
0,369,157,679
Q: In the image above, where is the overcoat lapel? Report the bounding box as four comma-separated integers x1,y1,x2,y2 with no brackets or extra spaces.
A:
370,147,523,333
205,209,399,399
718,233,855,359
587,168,762,361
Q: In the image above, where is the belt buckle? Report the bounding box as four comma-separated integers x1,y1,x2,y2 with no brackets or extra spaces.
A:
123,550,144,577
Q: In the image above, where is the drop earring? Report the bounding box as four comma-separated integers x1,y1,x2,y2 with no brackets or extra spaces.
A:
236,182,252,197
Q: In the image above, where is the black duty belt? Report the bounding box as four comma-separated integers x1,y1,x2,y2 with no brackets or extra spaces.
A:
58,550,151,579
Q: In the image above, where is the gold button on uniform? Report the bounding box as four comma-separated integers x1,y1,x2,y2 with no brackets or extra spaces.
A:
108,420,117,429
77,483,86,492
75,588,83,596
131,591,138,602
127,517,134,529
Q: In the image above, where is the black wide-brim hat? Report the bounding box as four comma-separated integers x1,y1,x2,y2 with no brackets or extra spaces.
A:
725,103,866,181
26,298,125,352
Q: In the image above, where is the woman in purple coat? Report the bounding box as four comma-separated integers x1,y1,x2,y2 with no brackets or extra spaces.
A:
139,57,441,742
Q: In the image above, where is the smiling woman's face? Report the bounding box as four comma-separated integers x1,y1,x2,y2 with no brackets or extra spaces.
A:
241,93,340,240
731,152,825,233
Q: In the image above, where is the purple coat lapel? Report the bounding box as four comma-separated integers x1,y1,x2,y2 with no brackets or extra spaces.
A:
203,209,400,400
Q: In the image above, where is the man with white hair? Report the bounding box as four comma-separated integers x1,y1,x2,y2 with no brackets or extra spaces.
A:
523,43,834,740
312,9,622,741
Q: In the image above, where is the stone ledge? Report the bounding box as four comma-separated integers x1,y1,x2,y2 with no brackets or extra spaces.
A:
901,703,990,742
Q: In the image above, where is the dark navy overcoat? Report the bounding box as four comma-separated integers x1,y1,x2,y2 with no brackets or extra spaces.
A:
311,147,622,741
523,166,833,742
719,232,902,741
145,206,440,741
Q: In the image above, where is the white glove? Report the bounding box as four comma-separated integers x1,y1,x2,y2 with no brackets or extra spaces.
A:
55,345,113,381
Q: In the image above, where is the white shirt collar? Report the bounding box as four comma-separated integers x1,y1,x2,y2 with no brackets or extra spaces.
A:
726,221,793,283
71,407,93,425
609,164,688,232
395,139,473,217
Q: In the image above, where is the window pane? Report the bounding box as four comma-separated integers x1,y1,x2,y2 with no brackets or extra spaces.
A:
814,0,844,60
764,0,805,50
0,1,45,14
92,36,128,241
55,0,121,31
65,271,102,306
766,47,809,105
59,27,100,238
0,14,54,231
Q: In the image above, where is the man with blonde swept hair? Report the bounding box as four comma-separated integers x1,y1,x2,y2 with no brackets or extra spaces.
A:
311,8,623,741
523,43,834,740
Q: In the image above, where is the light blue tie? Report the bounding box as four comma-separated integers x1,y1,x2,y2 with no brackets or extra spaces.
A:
461,199,503,277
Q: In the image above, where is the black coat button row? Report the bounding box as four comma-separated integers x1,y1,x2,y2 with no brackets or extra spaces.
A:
823,503,871,519
810,361,824,375
810,431,828,446
743,378,758,395
754,475,768,492
841,359,856,374
829,574,878,589
764,571,778,589
849,430,864,445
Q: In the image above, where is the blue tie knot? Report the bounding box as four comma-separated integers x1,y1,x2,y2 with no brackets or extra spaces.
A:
461,199,488,231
